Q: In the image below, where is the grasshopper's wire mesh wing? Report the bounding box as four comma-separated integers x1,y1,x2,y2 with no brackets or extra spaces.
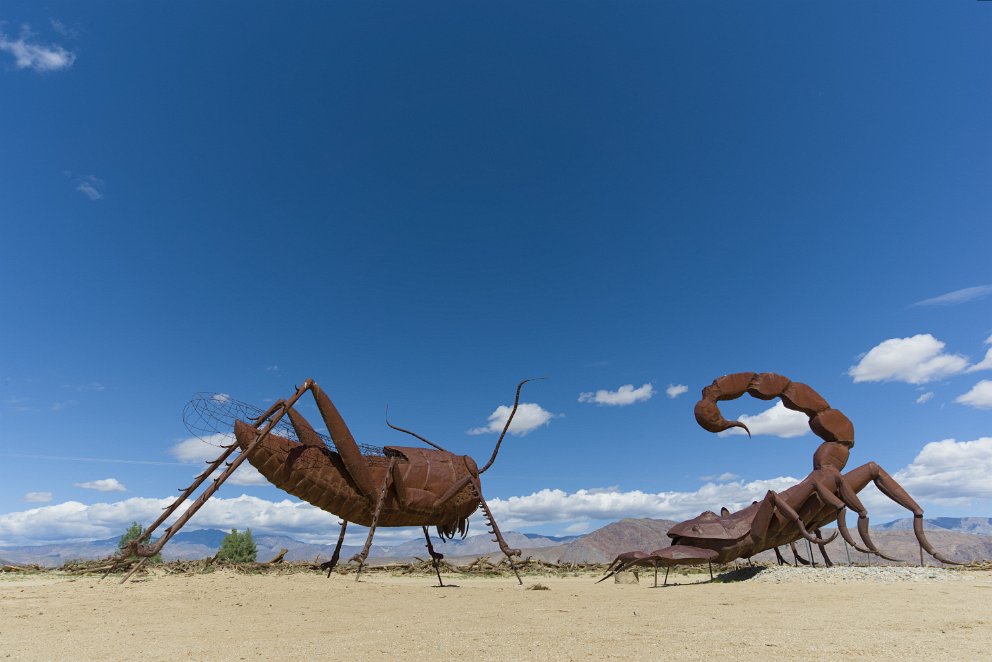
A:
182,393,385,457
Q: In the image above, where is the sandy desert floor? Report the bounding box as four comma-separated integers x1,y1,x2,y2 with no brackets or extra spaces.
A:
2,567,991,661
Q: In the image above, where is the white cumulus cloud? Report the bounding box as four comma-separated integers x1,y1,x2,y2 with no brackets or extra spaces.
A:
966,334,992,373
915,391,934,404
485,477,800,530
0,495,342,546
578,383,654,406
848,334,969,384
467,403,557,436
719,401,810,438
665,384,689,399
22,492,52,503
170,434,233,462
2,437,990,545
955,381,992,410
74,478,126,492
0,27,75,72
170,434,267,486
210,466,269,487
891,437,992,500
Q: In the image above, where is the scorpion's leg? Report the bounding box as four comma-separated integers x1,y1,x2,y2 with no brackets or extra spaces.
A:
422,526,446,587
813,528,834,567
840,462,960,564
789,541,810,566
596,551,651,584
320,520,348,577
814,468,870,553
470,480,523,585
773,546,788,566
751,488,837,547
817,464,896,561
352,456,397,581
835,506,871,554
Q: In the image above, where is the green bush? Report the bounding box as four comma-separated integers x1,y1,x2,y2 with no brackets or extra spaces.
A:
118,521,162,563
217,528,257,563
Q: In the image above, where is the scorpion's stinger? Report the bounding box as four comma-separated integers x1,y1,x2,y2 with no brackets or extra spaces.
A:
695,372,855,450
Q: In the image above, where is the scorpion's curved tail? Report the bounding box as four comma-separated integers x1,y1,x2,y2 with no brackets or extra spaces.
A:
693,372,855,447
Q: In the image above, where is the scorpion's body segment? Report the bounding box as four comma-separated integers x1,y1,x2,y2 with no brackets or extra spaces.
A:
661,467,882,564
234,421,480,535
600,371,960,583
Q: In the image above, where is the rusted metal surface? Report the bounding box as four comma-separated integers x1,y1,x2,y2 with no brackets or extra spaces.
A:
113,379,533,585
601,372,960,583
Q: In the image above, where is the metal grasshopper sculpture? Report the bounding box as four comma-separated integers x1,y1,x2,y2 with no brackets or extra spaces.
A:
117,379,533,585
600,372,959,585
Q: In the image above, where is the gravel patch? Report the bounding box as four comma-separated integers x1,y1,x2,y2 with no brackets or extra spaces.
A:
720,564,968,584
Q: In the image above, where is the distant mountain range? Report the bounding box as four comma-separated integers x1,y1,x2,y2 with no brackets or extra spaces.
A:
1,517,989,567
875,516,992,536
0,528,580,567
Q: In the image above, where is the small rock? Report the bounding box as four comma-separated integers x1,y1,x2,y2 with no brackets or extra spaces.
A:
615,570,639,584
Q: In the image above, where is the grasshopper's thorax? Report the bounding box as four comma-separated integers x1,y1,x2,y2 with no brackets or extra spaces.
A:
461,454,479,477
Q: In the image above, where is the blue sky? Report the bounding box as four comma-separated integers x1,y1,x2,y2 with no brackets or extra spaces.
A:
1,2,990,547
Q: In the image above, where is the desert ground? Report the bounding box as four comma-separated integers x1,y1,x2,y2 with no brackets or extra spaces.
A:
2,565,991,661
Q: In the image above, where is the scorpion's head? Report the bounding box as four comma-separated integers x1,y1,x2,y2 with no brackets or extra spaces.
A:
668,503,757,548
668,510,728,543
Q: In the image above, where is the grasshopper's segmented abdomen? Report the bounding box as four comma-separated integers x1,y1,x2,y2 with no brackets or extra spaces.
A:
235,420,376,524
233,420,480,530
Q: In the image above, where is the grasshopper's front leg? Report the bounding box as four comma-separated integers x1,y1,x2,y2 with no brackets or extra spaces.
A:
469,479,522,585
350,455,396,581
320,520,348,577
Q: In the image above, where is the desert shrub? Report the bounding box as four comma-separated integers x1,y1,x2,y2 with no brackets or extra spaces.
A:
118,521,162,564
217,528,257,563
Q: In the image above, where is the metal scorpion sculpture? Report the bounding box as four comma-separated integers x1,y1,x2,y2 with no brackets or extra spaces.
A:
116,378,534,585
600,371,960,585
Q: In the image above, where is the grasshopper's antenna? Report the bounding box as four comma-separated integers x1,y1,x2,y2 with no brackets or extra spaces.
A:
478,378,542,475
386,405,450,453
